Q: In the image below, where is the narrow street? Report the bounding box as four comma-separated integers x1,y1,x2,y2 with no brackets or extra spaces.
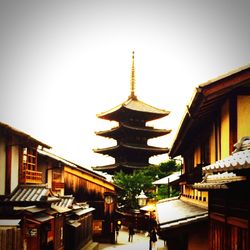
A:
98,227,167,250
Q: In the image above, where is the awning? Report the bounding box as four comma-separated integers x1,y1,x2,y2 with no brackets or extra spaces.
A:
156,197,208,230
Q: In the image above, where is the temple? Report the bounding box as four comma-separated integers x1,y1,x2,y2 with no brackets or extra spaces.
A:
92,52,171,174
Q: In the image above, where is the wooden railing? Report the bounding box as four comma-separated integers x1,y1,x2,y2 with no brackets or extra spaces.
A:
20,169,42,184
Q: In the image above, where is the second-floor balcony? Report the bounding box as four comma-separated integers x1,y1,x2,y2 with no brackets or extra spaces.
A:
20,169,42,184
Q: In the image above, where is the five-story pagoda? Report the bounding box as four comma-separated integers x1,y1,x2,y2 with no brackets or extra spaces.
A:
93,52,171,174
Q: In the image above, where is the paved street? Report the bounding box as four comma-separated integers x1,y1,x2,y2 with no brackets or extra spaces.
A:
98,227,167,250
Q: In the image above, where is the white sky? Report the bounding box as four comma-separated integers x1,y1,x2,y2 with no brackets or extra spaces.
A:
0,0,249,170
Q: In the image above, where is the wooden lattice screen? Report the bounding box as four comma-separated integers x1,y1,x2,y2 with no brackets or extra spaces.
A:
19,147,42,184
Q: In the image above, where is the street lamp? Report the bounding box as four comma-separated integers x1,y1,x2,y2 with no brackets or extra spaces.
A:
136,191,154,250
137,190,148,207
104,192,115,243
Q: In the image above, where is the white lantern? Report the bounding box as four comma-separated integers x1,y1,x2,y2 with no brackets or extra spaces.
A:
137,190,147,207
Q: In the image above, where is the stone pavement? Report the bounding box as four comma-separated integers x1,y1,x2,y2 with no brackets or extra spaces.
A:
98,227,167,250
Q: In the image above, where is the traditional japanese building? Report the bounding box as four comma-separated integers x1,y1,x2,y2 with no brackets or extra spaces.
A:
93,52,171,174
0,121,118,249
156,64,250,250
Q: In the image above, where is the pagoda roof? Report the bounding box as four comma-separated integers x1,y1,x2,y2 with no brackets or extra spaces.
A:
95,123,171,139
92,162,155,174
97,97,170,122
93,143,169,157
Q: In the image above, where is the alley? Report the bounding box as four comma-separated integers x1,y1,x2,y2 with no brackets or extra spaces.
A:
98,227,167,250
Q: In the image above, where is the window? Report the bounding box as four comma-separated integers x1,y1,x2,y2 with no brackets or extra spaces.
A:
19,147,42,184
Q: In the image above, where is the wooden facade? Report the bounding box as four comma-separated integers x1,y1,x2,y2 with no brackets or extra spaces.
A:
63,165,117,243
0,220,22,250
0,122,50,197
169,64,250,250
37,149,118,244
209,188,249,249
0,121,117,249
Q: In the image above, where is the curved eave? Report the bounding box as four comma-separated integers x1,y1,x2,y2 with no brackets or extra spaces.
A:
92,162,155,174
93,143,169,156
97,98,170,122
0,121,51,149
169,65,250,157
95,124,171,139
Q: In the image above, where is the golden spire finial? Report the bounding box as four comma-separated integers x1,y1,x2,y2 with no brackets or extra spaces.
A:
129,51,137,100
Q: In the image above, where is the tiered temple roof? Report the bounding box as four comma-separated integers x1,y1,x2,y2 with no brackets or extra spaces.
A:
97,98,170,122
93,52,171,174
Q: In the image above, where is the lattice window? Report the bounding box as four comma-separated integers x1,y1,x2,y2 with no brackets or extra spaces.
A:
22,147,37,171
19,147,42,184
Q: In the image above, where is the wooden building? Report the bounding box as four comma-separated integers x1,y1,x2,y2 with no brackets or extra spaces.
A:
0,121,58,250
0,121,117,249
38,149,118,244
37,149,97,249
156,64,250,250
193,137,250,249
93,52,171,174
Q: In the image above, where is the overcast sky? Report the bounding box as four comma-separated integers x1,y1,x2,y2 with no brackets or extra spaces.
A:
0,0,249,170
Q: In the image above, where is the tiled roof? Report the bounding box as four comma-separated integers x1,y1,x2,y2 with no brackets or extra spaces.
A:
25,207,47,213
98,98,169,117
124,99,169,114
96,123,171,138
38,148,106,179
152,171,181,185
51,195,74,213
73,207,95,216
193,176,246,190
4,184,60,205
9,185,48,202
196,138,250,190
92,162,155,174
0,219,21,227
202,150,250,173
156,197,208,230
94,143,169,154
0,121,51,149
32,213,54,223
193,172,246,190
169,66,250,158
53,195,74,208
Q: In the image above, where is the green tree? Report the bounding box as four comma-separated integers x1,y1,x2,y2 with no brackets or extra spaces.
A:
158,160,181,177
113,170,153,210
113,160,181,210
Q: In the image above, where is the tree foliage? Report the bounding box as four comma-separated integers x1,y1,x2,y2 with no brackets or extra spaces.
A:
113,170,153,210
113,160,181,210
